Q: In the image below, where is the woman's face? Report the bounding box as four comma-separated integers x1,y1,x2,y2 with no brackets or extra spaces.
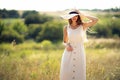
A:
71,15,78,22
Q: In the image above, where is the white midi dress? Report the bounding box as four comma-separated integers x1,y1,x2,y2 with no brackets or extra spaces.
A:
60,25,87,80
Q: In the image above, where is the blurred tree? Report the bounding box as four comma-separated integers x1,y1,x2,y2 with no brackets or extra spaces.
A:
26,24,42,39
12,22,28,35
39,14,53,23
0,9,20,18
21,10,39,18
36,20,63,42
0,22,5,35
8,10,20,18
0,21,25,43
0,29,24,43
24,14,54,25
0,9,9,18
24,14,41,25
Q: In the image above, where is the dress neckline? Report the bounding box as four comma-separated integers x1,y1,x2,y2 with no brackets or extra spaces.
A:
69,25,81,30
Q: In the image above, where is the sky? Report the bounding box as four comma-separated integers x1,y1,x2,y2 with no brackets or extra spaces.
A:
0,0,120,11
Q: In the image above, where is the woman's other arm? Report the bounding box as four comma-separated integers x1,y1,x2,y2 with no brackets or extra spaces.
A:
79,12,98,30
63,26,68,43
83,15,98,30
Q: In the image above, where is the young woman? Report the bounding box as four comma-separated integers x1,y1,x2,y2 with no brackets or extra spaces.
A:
60,10,98,80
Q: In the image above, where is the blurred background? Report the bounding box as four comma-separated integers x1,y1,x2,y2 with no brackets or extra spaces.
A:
0,0,120,80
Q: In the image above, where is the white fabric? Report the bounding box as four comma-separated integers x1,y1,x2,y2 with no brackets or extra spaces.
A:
60,25,86,80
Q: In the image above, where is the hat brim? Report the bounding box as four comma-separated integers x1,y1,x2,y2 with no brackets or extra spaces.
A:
61,14,79,19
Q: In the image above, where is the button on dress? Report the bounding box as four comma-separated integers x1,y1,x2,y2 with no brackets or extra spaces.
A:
60,25,87,80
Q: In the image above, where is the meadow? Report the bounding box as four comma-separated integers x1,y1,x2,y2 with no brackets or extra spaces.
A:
0,38,120,80
0,9,120,80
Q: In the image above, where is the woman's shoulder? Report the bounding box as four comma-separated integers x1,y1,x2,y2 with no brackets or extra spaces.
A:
63,25,67,32
63,24,69,29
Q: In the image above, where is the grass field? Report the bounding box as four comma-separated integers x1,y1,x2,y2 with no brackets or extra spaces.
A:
0,38,120,80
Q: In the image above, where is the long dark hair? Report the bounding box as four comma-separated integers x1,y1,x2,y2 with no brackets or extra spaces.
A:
68,11,83,25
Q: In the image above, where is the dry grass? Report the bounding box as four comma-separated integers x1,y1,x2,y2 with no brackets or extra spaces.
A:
0,38,120,80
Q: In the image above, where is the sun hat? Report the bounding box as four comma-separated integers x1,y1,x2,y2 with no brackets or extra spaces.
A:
61,10,80,19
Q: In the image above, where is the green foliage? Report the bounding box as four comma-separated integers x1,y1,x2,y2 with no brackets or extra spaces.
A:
24,14,41,25
0,20,26,43
113,14,120,18
39,14,54,23
8,10,20,18
40,40,53,50
26,24,42,39
91,14,120,38
0,29,24,43
0,9,9,18
36,20,64,42
104,7,120,12
0,21,5,35
24,13,54,25
91,7,120,12
0,11,120,43
21,10,39,18
93,23,112,37
0,9,20,18
111,19,120,37
12,22,28,35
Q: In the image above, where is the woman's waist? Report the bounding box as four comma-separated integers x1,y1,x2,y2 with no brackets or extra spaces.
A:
68,42,84,46
68,41,83,44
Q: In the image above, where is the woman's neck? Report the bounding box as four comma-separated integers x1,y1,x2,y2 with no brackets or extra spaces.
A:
70,22,79,29
71,22,78,27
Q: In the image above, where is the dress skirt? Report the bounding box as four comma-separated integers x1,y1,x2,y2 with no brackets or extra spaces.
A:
60,42,86,80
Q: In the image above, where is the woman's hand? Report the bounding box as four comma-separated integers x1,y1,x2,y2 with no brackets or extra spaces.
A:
63,42,73,51
66,44,73,52
74,10,86,19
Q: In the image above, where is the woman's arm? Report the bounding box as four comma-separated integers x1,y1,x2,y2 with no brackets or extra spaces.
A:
63,26,73,51
63,26,68,44
83,15,98,30
78,11,98,30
